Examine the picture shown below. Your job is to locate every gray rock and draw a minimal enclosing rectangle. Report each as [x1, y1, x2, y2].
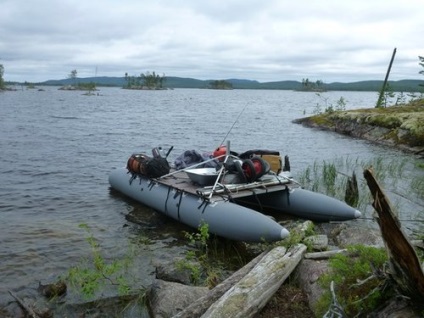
[303, 234, 328, 251]
[147, 279, 209, 318]
[155, 257, 201, 285]
[295, 259, 330, 310]
[335, 224, 384, 248]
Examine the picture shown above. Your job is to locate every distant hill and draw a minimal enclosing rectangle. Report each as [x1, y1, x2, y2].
[42, 76, 126, 87]
[38, 77, 423, 92]
[320, 80, 423, 92]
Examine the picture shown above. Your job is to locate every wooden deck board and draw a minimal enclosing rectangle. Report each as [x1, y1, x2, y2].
[155, 170, 297, 201]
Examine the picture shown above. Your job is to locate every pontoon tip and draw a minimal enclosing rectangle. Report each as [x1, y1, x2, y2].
[281, 228, 290, 239]
[354, 210, 362, 218]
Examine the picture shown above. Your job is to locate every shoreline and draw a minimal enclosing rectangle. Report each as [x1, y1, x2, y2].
[292, 99, 424, 157]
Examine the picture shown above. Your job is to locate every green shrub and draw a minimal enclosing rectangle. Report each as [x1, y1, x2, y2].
[182, 221, 251, 287]
[316, 245, 392, 317]
[67, 224, 140, 299]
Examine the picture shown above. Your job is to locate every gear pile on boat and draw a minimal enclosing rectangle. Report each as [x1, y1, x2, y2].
[109, 142, 361, 242]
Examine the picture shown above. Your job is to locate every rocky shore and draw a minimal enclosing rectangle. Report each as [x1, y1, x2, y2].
[3, 218, 422, 318]
[147, 221, 384, 317]
[146, 220, 423, 318]
[292, 98, 424, 157]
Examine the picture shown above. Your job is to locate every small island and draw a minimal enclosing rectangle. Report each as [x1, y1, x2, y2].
[208, 80, 233, 90]
[296, 78, 326, 92]
[58, 69, 97, 94]
[123, 71, 167, 90]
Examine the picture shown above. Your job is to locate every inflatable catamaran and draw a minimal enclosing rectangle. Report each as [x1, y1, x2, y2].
[109, 142, 361, 242]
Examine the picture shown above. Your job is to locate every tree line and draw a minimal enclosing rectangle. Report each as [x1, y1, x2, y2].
[124, 71, 166, 90]
[1, 56, 424, 91]
[209, 80, 233, 89]
[299, 78, 325, 91]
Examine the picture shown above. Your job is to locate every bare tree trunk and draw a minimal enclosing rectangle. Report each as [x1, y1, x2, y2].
[363, 168, 424, 301]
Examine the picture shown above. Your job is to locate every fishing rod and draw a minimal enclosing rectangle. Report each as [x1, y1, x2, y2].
[217, 103, 249, 148]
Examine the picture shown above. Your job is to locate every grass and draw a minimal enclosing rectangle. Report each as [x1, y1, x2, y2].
[315, 245, 392, 317]
[66, 224, 144, 300]
[180, 222, 253, 287]
[295, 155, 424, 221]
[295, 154, 424, 315]
[278, 221, 316, 252]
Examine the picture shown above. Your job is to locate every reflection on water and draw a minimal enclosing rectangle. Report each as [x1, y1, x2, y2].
[0, 87, 422, 300]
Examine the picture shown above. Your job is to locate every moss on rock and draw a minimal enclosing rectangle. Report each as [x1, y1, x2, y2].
[293, 99, 424, 153]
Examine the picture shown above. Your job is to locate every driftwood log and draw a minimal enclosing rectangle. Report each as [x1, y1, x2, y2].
[172, 250, 268, 318]
[201, 244, 307, 318]
[8, 290, 41, 318]
[304, 249, 347, 260]
[363, 168, 424, 301]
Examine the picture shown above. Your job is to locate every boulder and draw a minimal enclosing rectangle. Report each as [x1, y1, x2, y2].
[303, 234, 328, 251]
[295, 259, 330, 310]
[147, 279, 208, 318]
[155, 257, 201, 285]
[334, 224, 384, 248]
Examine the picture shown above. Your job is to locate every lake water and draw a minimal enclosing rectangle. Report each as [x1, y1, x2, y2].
[0, 87, 423, 304]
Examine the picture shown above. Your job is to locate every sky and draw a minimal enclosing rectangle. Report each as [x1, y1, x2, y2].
[1, 0, 423, 83]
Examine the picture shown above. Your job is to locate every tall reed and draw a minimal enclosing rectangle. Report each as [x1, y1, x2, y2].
[295, 156, 422, 223]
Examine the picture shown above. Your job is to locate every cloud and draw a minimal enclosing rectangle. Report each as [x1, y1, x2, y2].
[1, 0, 423, 83]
